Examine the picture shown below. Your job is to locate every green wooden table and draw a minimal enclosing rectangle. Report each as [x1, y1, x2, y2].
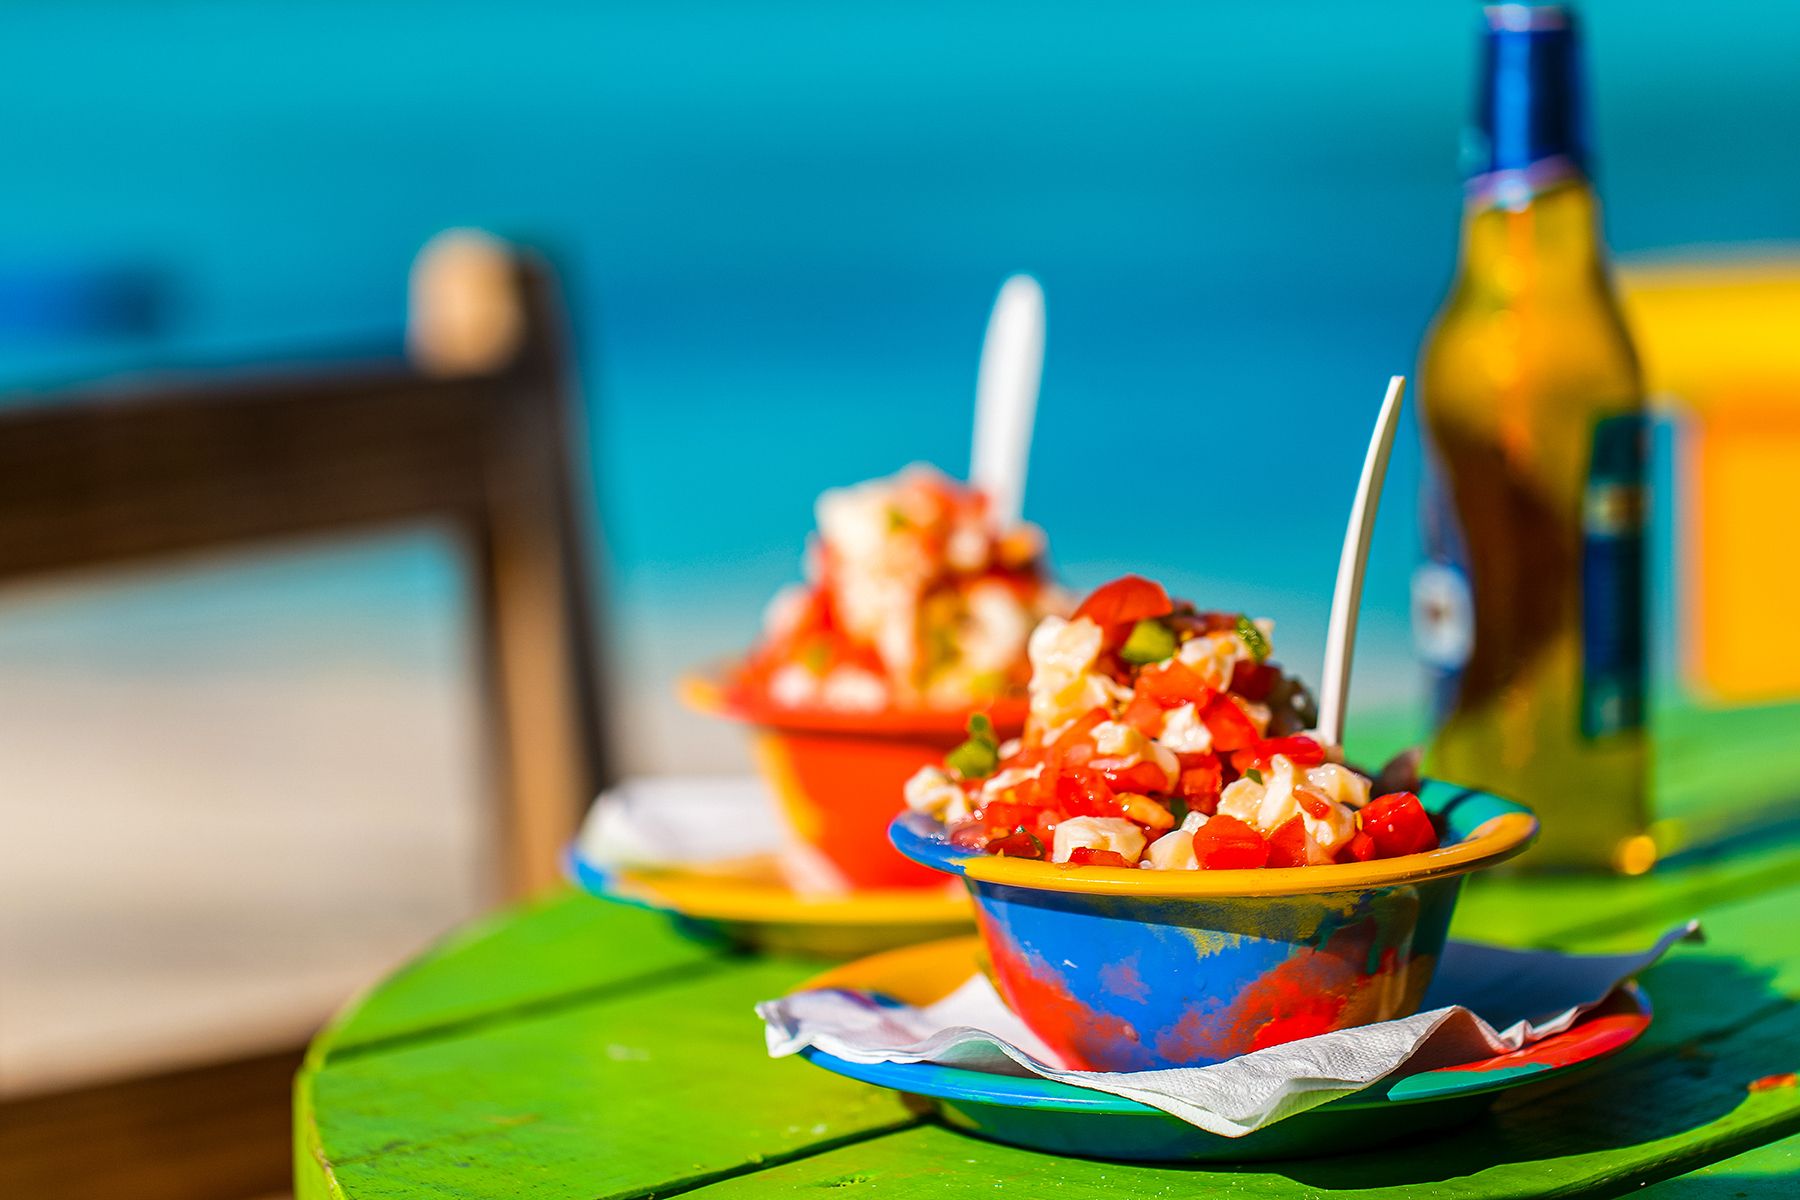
[296, 708, 1800, 1198]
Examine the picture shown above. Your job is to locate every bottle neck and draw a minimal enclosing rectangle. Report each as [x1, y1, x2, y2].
[1467, 7, 1589, 186]
[1456, 6, 1608, 293]
[1456, 177, 1609, 297]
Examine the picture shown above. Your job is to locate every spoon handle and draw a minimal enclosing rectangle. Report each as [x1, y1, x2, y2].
[1316, 375, 1407, 749]
[971, 274, 1045, 529]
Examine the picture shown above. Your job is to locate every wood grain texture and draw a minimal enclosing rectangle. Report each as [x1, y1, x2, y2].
[0, 249, 608, 899]
[308, 957, 912, 1200]
[296, 797, 1800, 1197]
[318, 891, 723, 1061]
[1638, 1130, 1799, 1196]
[2, 1046, 303, 1200]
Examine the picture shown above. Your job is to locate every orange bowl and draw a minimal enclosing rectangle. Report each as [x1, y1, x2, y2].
[684, 672, 1025, 890]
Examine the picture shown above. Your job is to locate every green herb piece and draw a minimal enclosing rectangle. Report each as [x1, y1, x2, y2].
[1245, 767, 1265, 785]
[1168, 795, 1191, 826]
[1234, 615, 1271, 662]
[945, 712, 1000, 780]
[1120, 618, 1178, 664]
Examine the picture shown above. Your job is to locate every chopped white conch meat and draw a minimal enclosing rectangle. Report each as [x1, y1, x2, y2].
[1216, 754, 1358, 851]
[768, 663, 820, 708]
[1052, 816, 1147, 865]
[980, 763, 1043, 802]
[1140, 810, 1211, 870]
[820, 666, 889, 712]
[904, 766, 965, 818]
[1027, 615, 1120, 739]
[1304, 761, 1372, 810]
[1155, 702, 1213, 753]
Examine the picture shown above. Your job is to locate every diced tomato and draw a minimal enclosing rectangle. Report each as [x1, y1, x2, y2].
[1229, 735, 1327, 775]
[1073, 575, 1172, 631]
[1229, 659, 1277, 701]
[948, 820, 991, 850]
[1295, 789, 1334, 821]
[1066, 846, 1131, 868]
[1338, 831, 1378, 863]
[988, 830, 1046, 859]
[1098, 759, 1170, 795]
[1136, 661, 1212, 708]
[1361, 792, 1439, 858]
[1121, 689, 1169, 737]
[1053, 769, 1120, 819]
[1191, 814, 1269, 870]
[1043, 710, 1108, 776]
[978, 801, 1031, 834]
[1200, 694, 1261, 751]
[1175, 755, 1223, 804]
[1266, 816, 1311, 869]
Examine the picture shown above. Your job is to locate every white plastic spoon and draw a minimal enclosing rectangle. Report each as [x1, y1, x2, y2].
[1315, 374, 1407, 750]
[970, 274, 1045, 528]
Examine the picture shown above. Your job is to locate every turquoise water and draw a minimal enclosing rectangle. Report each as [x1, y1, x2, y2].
[1, 1, 1794, 751]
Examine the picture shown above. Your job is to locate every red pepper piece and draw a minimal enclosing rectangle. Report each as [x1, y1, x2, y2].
[1200, 694, 1261, 752]
[1191, 814, 1269, 869]
[1135, 660, 1212, 708]
[1230, 735, 1327, 775]
[978, 801, 1031, 834]
[1295, 790, 1334, 821]
[988, 830, 1046, 859]
[948, 820, 991, 850]
[1053, 769, 1120, 819]
[1066, 846, 1132, 868]
[1073, 575, 1172, 631]
[1338, 831, 1378, 863]
[1120, 689, 1169, 737]
[1265, 816, 1312, 868]
[1361, 792, 1439, 858]
[1229, 659, 1277, 701]
[1175, 753, 1222, 806]
[1098, 759, 1170, 795]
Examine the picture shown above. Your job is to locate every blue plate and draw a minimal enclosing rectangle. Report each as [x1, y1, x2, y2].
[789, 936, 1651, 1162]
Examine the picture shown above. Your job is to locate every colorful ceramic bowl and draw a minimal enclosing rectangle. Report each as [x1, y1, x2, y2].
[791, 935, 1648, 1162]
[684, 672, 1025, 890]
[888, 779, 1537, 1070]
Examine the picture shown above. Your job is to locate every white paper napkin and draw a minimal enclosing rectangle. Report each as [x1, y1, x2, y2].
[758, 922, 1698, 1137]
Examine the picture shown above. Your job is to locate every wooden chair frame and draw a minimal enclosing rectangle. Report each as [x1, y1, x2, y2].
[0, 252, 609, 896]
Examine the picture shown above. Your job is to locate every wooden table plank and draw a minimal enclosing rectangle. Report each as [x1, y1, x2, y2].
[1638, 1129, 1799, 1195]
[684, 974, 1800, 1199]
[673, 877, 1800, 1199]
[1452, 835, 1800, 951]
[296, 723, 1800, 1200]
[302, 955, 910, 1200]
[316, 890, 722, 1061]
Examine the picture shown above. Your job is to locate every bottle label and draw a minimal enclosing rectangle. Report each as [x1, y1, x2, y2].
[1580, 414, 1648, 737]
[1414, 456, 1473, 722]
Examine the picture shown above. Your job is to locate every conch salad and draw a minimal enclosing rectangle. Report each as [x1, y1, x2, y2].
[905, 575, 1440, 869]
[732, 466, 1064, 712]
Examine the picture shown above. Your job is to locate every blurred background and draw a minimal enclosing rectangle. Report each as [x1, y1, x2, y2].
[1, 1, 1795, 1197]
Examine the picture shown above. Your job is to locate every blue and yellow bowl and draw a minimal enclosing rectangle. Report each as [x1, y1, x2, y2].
[888, 780, 1537, 1072]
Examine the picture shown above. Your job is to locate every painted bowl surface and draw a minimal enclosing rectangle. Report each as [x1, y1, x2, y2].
[685, 671, 1025, 890]
[889, 779, 1537, 1071]
[791, 935, 1647, 1162]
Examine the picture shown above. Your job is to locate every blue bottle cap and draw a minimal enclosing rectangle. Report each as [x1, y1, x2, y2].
[1466, 4, 1588, 193]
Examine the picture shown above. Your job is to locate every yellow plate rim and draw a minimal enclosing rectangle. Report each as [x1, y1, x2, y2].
[605, 862, 970, 926]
